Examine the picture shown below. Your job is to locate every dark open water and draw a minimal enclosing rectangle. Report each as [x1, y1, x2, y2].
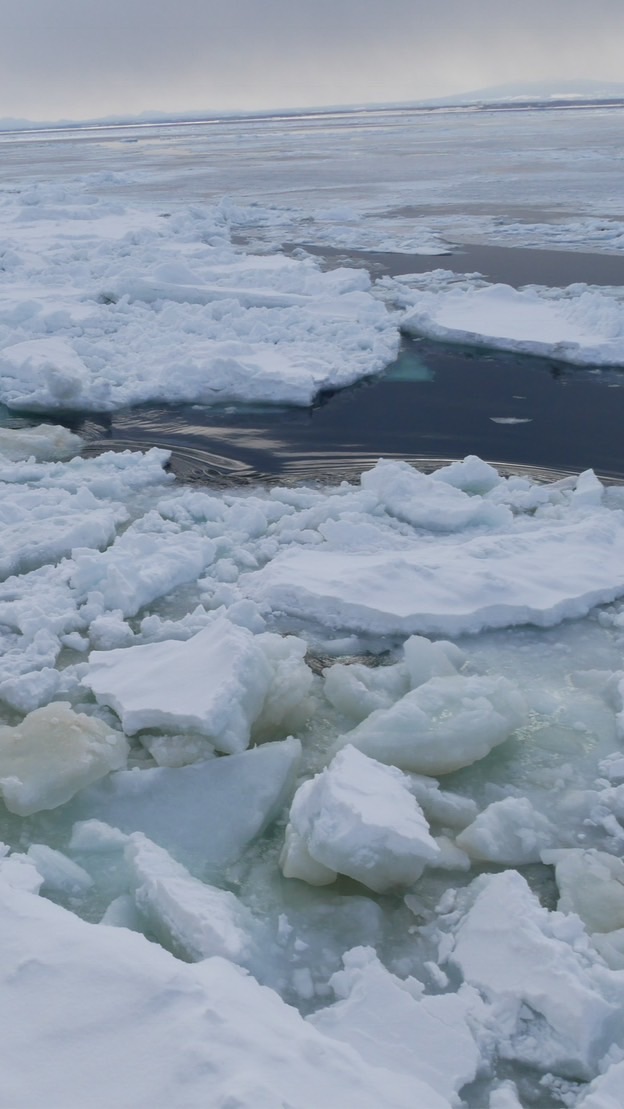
[68, 242, 624, 483]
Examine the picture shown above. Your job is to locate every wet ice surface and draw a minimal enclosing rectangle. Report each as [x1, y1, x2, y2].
[2, 106, 624, 1107]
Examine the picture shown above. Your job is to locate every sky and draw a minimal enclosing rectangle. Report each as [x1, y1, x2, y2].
[2, 0, 624, 122]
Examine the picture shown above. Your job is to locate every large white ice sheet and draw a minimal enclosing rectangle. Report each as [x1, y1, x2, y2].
[397, 277, 624, 367]
[242, 510, 624, 636]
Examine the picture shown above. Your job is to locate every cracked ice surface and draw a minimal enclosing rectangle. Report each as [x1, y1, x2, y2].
[0, 180, 399, 411]
[1, 429, 624, 1104]
[2, 106, 624, 1106]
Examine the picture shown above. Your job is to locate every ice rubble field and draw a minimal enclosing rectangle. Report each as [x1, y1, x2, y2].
[2, 108, 624, 1108]
[3, 428, 624, 1107]
[2, 159, 624, 417]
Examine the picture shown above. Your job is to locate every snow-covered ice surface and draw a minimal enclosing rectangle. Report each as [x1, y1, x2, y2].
[3, 437, 624, 1106]
[2, 105, 624, 1106]
[389, 273, 624, 367]
[1, 105, 624, 415]
[0, 183, 399, 411]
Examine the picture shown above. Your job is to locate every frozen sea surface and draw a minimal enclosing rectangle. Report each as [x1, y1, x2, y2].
[1, 105, 624, 1107]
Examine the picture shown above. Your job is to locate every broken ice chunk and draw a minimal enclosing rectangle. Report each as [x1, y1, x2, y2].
[280, 824, 338, 886]
[402, 634, 464, 687]
[69, 737, 301, 873]
[251, 632, 313, 741]
[309, 946, 483, 1103]
[456, 796, 556, 864]
[543, 848, 624, 935]
[0, 844, 43, 893]
[83, 614, 310, 754]
[26, 844, 93, 896]
[83, 615, 271, 752]
[281, 745, 440, 893]
[0, 423, 83, 462]
[488, 1082, 523, 1109]
[140, 732, 218, 768]
[0, 702, 128, 816]
[360, 458, 511, 531]
[333, 674, 526, 774]
[576, 1059, 624, 1109]
[445, 870, 624, 1080]
[125, 833, 261, 965]
[323, 635, 464, 725]
[71, 524, 216, 620]
[323, 657, 410, 723]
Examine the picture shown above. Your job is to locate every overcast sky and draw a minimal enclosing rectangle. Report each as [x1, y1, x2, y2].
[2, 0, 623, 122]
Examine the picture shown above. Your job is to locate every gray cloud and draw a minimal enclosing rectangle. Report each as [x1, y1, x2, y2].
[1, 0, 623, 121]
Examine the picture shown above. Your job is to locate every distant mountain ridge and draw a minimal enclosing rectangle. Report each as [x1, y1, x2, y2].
[425, 78, 624, 105]
[2, 80, 624, 133]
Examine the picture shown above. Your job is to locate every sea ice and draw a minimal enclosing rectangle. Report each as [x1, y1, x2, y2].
[309, 946, 483, 1102]
[26, 843, 93, 896]
[323, 656, 411, 723]
[0, 702, 128, 816]
[71, 516, 217, 619]
[139, 731, 219, 768]
[489, 1083, 524, 1109]
[83, 613, 310, 752]
[69, 737, 302, 873]
[0, 485, 123, 582]
[543, 848, 624, 935]
[444, 870, 624, 1080]
[456, 796, 557, 864]
[398, 277, 624, 367]
[125, 833, 261, 965]
[360, 458, 512, 531]
[242, 508, 624, 636]
[0, 183, 401, 411]
[4, 113, 624, 1104]
[333, 674, 526, 775]
[323, 635, 464, 725]
[0, 423, 83, 462]
[281, 745, 440, 892]
[0, 844, 43, 894]
[0, 875, 433, 1109]
[577, 1058, 624, 1109]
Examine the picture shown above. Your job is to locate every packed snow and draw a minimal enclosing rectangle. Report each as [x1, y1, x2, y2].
[2, 106, 624, 1107]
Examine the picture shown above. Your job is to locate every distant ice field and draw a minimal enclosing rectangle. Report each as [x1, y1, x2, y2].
[1, 105, 624, 1107]
[0, 102, 623, 476]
